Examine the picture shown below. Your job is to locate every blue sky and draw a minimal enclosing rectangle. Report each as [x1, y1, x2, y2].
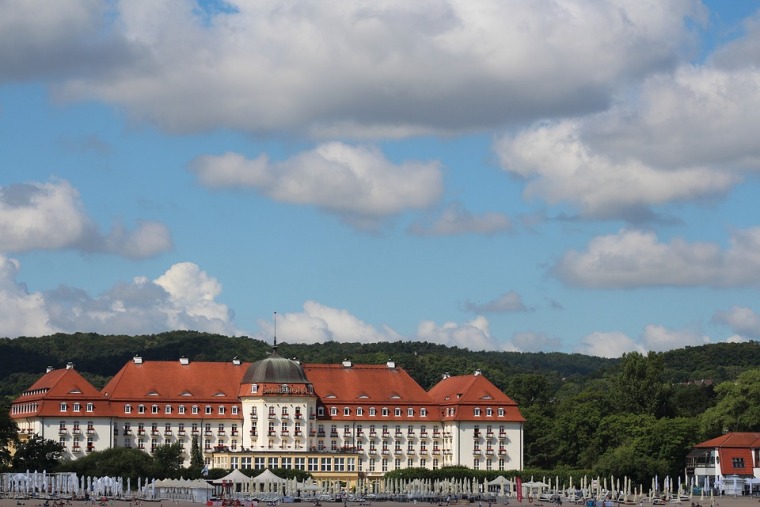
[2, 0, 760, 357]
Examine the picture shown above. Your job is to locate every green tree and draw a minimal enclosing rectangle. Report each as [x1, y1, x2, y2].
[153, 442, 184, 478]
[191, 434, 204, 468]
[59, 447, 156, 485]
[0, 401, 18, 471]
[613, 351, 666, 416]
[700, 368, 760, 436]
[11, 435, 64, 472]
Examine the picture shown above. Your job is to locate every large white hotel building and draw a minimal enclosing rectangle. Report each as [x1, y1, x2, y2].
[10, 347, 525, 483]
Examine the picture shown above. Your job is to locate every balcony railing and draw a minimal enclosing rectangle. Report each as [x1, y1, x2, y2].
[72, 445, 81, 453]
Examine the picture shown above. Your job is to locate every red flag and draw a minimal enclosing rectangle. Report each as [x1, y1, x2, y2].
[516, 477, 523, 503]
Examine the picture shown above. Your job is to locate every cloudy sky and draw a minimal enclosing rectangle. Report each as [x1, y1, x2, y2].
[2, 0, 760, 358]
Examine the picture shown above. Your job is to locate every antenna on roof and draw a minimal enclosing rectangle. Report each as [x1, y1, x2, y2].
[273, 311, 278, 350]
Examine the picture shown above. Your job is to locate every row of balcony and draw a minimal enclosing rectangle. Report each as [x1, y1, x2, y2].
[251, 413, 310, 420]
[59, 428, 96, 435]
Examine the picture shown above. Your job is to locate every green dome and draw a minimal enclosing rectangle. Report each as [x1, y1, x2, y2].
[241, 349, 309, 384]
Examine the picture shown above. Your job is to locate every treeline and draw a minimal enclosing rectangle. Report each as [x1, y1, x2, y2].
[3, 332, 760, 483]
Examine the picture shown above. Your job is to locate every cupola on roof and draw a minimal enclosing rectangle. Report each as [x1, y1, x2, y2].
[241, 348, 309, 384]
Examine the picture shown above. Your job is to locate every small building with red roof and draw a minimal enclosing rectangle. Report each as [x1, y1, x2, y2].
[11, 351, 524, 483]
[688, 432, 760, 494]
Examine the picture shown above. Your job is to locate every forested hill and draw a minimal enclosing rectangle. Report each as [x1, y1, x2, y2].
[1, 331, 759, 401]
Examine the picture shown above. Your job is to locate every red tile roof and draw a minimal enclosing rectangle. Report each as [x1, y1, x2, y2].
[428, 374, 525, 422]
[12, 367, 110, 418]
[718, 448, 754, 476]
[101, 360, 249, 419]
[303, 364, 432, 404]
[696, 432, 760, 449]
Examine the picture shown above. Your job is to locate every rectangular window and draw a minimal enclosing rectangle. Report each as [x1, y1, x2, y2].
[486, 408, 493, 417]
[330, 407, 337, 416]
[138, 405, 145, 414]
[420, 408, 427, 417]
[369, 407, 376, 416]
[732, 457, 745, 469]
[86, 403, 94, 412]
[408, 408, 414, 416]
[231, 406, 238, 415]
[73, 403, 81, 412]
[295, 457, 306, 470]
[498, 408, 505, 417]
[192, 405, 199, 414]
[334, 457, 345, 471]
[151, 405, 159, 414]
[179, 405, 185, 414]
[282, 457, 292, 469]
[394, 408, 401, 416]
[60, 403, 67, 412]
[357, 408, 363, 416]
[344, 407, 350, 416]
[255, 457, 266, 469]
[241, 457, 252, 469]
[268, 457, 278, 468]
[231, 457, 239, 469]
[347, 458, 355, 472]
[382, 408, 389, 416]
[308, 458, 319, 471]
[205, 406, 212, 415]
[219, 406, 226, 415]
[124, 404, 132, 414]
[381, 459, 388, 472]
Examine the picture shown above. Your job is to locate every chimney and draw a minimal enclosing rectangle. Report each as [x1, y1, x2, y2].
[133, 355, 143, 364]
[474, 369, 482, 376]
[442, 372, 450, 380]
[179, 357, 190, 365]
[46, 366, 54, 373]
[232, 357, 241, 365]
[342, 359, 352, 368]
[386, 359, 395, 369]
[66, 362, 74, 370]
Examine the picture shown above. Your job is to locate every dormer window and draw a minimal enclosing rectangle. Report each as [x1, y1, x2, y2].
[60, 403, 67, 412]
[281, 384, 289, 394]
[165, 405, 172, 414]
[192, 405, 199, 414]
[231, 406, 238, 415]
[382, 408, 389, 417]
[486, 408, 493, 417]
[219, 406, 226, 415]
[179, 405, 185, 414]
[252, 384, 258, 394]
[394, 408, 401, 417]
[344, 407, 350, 416]
[124, 404, 132, 414]
[318, 407, 325, 417]
[151, 405, 159, 414]
[498, 408, 505, 417]
[138, 405, 145, 414]
[330, 407, 337, 416]
[407, 408, 414, 417]
[86, 403, 94, 412]
[73, 403, 81, 412]
[420, 408, 427, 417]
[205, 405, 212, 415]
[357, 408, 364, 416]
[369, 407, 376, 416]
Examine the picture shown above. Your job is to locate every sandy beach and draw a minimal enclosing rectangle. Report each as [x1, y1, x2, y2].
[3, 497, 760, 507]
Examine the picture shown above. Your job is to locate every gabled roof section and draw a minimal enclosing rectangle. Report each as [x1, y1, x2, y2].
[302, 364, 433, 404]
[21, 367, 103, 400]
[428, 373, 525, 422]
[718, 448, 754, 476]
[695, 432, 760, 449]
[102, 360, 249, 402]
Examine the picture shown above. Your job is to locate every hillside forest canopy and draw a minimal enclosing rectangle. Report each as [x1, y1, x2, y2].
[2, 332, 760, 485]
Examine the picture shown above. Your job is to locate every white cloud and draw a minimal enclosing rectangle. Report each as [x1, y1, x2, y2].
[0, 255, 58, 338]
[552, 228, 760, 288]
[576, 331, 645, 358]
[712, 306, 760, 338]
[190, 143, 443, 229]
[408, 202, 511, 236]
[494, 121, 737, 220]
[0, 179, 172, 258]
[641, 324, 708, 351]
[464, 291, 530, 313]
[0, 0, 133, 83]
[44, 262, 240, 336]
[509, 331, 561, 353]
[416, 315, 498, 351]
[256, 301, 403, 345]
[31, 1, 702, 137]
[0, 260, 239, 338]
